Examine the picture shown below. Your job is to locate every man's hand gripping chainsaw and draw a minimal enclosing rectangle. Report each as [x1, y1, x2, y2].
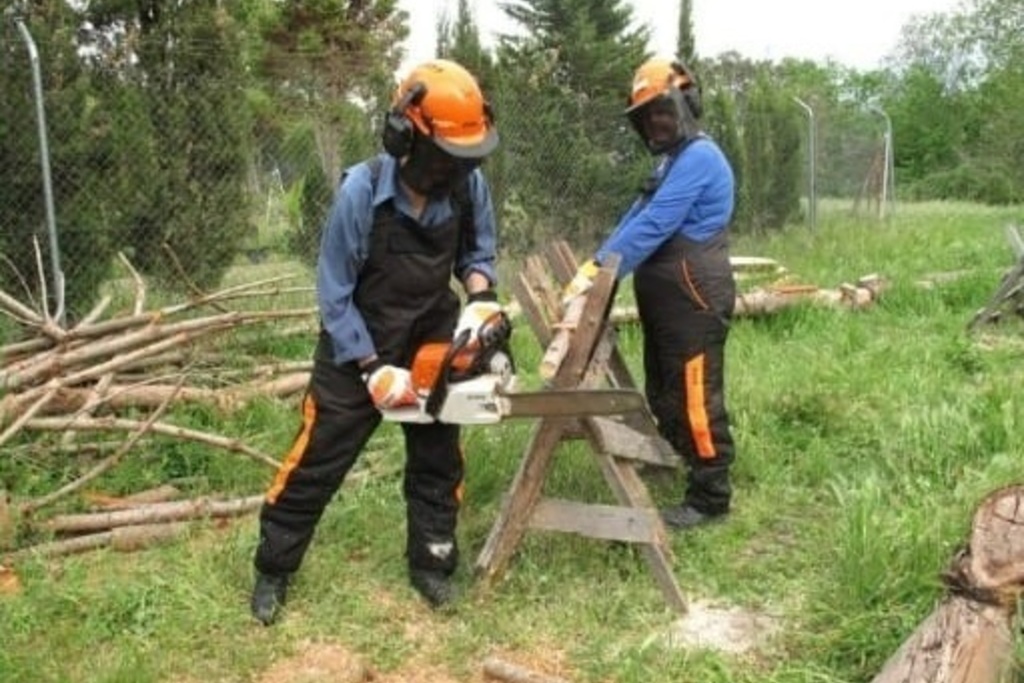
[380, 311, 516, 424]
[380, 310, 647, 424]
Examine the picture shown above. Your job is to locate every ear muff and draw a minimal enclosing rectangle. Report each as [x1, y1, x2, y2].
[382, 82, 428, 158]
[671, 61, 703, 119]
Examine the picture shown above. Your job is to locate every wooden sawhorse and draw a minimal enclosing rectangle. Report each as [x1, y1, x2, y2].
[968, 223, 1024, 331]
[475, 241, 687, 614]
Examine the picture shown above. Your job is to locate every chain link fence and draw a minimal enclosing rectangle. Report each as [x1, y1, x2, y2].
[2, 25, 888, 324]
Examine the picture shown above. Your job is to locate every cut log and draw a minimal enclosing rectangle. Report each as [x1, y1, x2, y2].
[870, 484, 1024, 683]
[736, 277, 886, 316]
[605, 276, 888, 324]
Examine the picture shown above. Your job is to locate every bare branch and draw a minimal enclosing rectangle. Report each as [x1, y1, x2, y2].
[0, 253, 37, 310]
[32, 237, 51, 324]
[23, 416, 281, 469]
[0, 382, 61, 450]
[116, 252, 146, 316]
[162, 242, 229, 313]
[74, 295, 112, 329]
[45, 495, 264, 533]
[0, 288, 45, 327]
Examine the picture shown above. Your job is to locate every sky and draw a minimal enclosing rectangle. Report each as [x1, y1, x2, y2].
[395, 0, 964, 75]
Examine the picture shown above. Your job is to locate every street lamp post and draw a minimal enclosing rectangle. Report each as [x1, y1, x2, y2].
[793, 96, 816, 231]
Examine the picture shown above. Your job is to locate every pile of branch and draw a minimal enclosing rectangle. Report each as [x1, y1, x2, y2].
[0, 250, 317, 551]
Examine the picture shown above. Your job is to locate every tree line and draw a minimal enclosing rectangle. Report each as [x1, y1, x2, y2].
[1, 0, 1019, 317]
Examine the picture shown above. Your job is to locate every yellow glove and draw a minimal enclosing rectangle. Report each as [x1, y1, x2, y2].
[364, 364, 418, 410]
[454, 291, 503, 346]
[561, 259, 601, 305]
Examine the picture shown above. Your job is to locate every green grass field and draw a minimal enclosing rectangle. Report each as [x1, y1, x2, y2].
[2, 200, 1024, 682]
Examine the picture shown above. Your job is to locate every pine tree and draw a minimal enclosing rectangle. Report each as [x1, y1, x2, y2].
[740, 70, 802, 232]
[495, 0, 650, 249]
[676, 0, 697, 66]
[438, 0, 494, 85]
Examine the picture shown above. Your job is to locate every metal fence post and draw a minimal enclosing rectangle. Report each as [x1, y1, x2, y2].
[793, 96, 816, 231]
[15, 17, 65, 326]
[869, 104, 895, 220]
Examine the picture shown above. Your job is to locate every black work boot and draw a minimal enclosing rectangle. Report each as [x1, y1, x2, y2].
[660, 504, 727, 531]
[410, 570, 455, 609]
[250, 571, 289, 626]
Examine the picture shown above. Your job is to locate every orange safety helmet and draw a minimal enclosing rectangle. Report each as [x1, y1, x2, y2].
[626, 58, 700, 119]
[624, 57, 703, 153]
[383, 59, 498, 160]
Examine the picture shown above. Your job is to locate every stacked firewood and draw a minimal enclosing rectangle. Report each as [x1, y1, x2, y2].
[0, 253, 318, 559]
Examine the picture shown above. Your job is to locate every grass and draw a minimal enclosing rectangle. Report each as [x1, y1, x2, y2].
[3, 200, 1024, 682]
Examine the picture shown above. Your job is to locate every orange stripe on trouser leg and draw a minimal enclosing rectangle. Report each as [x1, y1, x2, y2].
[265, 393, 317, 504]
[454, 445, 465, 504]
[684, 354, 716, 459]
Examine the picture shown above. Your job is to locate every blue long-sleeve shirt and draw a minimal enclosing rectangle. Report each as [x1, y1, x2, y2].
[595, 137, 735, 277]
[316, 154, 498, 364]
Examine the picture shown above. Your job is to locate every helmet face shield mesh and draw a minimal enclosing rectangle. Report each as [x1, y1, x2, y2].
[401, 134, 481, 199]
[627, 92, 690, 153]
[624, 58, 703, 153]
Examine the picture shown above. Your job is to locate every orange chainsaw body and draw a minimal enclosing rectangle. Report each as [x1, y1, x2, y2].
[410, 342, 475, 394]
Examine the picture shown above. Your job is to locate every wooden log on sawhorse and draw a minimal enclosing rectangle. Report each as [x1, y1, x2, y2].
[475, 243, 686, 614]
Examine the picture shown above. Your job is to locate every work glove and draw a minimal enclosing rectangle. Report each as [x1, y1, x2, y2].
[454, 290, 503, 347]
[561, 259, 601, 305]
[364, 364, 418, 410]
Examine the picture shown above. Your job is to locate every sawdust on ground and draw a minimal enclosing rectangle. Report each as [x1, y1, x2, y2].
[657, 599, 781, 654]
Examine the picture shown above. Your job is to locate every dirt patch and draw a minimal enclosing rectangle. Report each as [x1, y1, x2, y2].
[375, 664, 465, 683]
[251, 640, 573, 683]
[257, 641, 370, 683]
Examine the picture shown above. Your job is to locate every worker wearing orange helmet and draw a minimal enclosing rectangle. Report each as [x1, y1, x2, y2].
[250, 59, 502, 624]
[565, 57, 737, 530]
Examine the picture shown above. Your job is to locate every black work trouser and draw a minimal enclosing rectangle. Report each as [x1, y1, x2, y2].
[635, 266, 735, 515]
[254, 354, 463, 578]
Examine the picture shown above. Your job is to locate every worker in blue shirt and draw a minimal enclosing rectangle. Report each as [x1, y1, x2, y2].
[251, 59, 502, 624]
[316, 153, 498, 365]
[564, 58, 737, 530]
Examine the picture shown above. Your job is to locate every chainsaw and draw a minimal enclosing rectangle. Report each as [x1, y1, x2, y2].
[380, 311, 646, 424]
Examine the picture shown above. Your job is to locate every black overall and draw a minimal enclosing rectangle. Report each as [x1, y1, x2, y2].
[632, 146, 737, 515]
[255, 199, 464, 579]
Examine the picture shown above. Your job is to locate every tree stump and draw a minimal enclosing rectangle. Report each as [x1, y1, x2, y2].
[870, 485, 1024, 683]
